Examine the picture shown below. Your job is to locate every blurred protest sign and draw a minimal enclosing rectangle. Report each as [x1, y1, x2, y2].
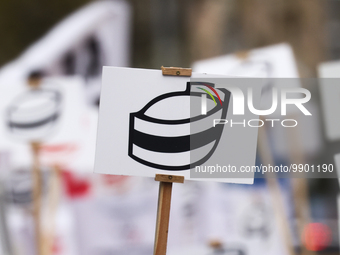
[192, 43, 298, 77]
[318, 61, 340, 141]
[334, 153, 340, 247]
[0, 76, 97, 172]
[164, 182, 290, 255]
[73, 177, 158, 255]
[206, 183, 290, 255]
[94, 67, 266, 184]
[192, 43, 300, 109]
[334, 153, 340, 187]
[0, 0, 131, 106]
[192, 44, 312, 255]
[0, 151, 12, 255]
[193, 43, 321, 158]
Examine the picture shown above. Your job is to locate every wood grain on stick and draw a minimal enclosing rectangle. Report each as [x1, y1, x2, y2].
[153, 181, 173, 255]
[258, 121, 296, 255]
[161, 66, 192, 77]
[155, 174, 184, 183]
[43, 165, 62, 255]
[31, 142, 43, 255]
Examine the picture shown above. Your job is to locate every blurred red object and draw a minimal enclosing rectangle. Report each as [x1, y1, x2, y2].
[61, 170, 91, 198]
[102, 174, 129, 186]
[303, 223, 332, 251]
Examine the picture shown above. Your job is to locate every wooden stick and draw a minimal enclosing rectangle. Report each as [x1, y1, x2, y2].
[257, 124, 296, 255]
[154, 181, 172, 255]
[43, 165, 62, 255]
[154, 174, 184, 255]
[31, 142, 43, 255]
[161, 66, 192, 77]
[153, 67, 187, 255]
[286, 115, 315, 255]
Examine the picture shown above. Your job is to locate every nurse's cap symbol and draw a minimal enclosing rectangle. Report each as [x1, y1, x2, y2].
[128, 82, 231, 171]
[7, 88, 62, 140]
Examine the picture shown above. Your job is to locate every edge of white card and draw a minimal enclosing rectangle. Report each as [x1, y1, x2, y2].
[318, 60, 340, 141]
[192, 43, 299, 78]
[94, 66, 254, 185]
[333, 153, 340, 188]
[318, 60, 340, 78]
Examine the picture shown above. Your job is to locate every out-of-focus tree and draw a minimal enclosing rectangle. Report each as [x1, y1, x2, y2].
[0, 0, 92, 67]
[179, 0, 327, 77]
[0, 0, 331, 75]
[237, 0, 327, 77]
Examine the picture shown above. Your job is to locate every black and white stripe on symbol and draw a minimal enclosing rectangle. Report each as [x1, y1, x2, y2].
[128, 82, 230, 171]
[7, 88, 62, 140]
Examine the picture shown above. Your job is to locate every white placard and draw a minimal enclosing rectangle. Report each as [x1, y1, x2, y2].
[334, 153, 340, 187]
[167, 182, 289, 255]
[192, 43, 299, 76]
[0, 76, 97, 172]
[0, 152, 11, 255]
[338, 194, 340, 248]
[73, 177, 157, 255]
[94, 67, 264, 184]
[193, 43, 324, 159]
[318, 60, 340, 141]
[192, 43, 300, 108]
[0, 1, 130, 106]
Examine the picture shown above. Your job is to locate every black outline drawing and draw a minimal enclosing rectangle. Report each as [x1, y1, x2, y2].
[128, 82, 230, 171]
[6, 88, 62, 137]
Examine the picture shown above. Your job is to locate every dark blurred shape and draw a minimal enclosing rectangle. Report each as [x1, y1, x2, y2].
[28, 70, 45, 81]
[85, 37, 101, 78]
[27, 70, 46, 88]
[62, 52, 76, 75]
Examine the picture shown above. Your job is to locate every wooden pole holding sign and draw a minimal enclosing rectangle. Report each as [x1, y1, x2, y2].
[30, 142, 43, 255]
[161, 66, 192, 77]
[153, 67, 189, 255]
[154, 174, 184, 255]
[257, 121, 296, 255]
[43, 164, 62, 255]
[28, 74, 44, 255]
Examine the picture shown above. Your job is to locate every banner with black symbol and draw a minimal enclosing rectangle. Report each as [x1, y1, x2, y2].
[94, 67, 265, 184]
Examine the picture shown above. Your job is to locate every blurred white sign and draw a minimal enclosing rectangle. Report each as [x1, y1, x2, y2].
[0, 76, 97, 172]
[73, 177, 158, 255]
[192, 43, 300, 109]
[167, 182, 289, 255]
[0, 0, 131, 106]
[0, 152, 12, 255]
[333, 153, 340, 187]
[193, 43, 323, 159]
[318, 61, 340, 141]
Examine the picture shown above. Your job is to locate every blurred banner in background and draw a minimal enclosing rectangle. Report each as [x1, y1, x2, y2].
[0, 0, 340, 255]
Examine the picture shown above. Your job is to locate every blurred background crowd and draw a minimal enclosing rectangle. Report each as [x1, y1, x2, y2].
[0, 0, 340, 255]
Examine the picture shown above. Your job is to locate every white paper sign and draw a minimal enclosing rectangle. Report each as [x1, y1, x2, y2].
[338, 194, 340, 248]
[333, 153, 340, 187]
[0, 76, 97, 172]
[318, 61, 340, 141]
[166, 182, 289, 255]
[0, 1, 130, 107]
[0, 152, 12, 255]
[73, 177, 158, 255]
[193, 44, 324, 159]
[192, 43, 300, 110]
[94, 67, 264, 184]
